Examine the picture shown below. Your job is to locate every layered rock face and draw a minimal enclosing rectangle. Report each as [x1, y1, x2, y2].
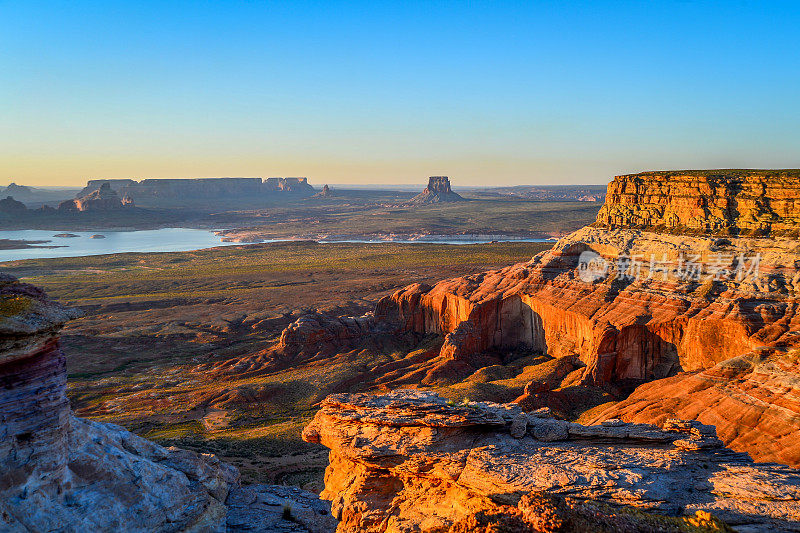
[303, 390, 800, 532]
[589, 348, 800, 467]
[277, 312, 376, 359]
[0, 274, 336, 532]
[595, 169, 800, 235]
[377, 226, 800, 388]
[410, 176, 464, 204]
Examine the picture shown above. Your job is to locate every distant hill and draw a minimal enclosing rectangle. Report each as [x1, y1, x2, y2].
[480, 184, 606, 202]
[0, 183, 82, 206]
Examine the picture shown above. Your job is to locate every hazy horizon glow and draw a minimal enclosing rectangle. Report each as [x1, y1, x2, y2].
[2, 1, 799, 187]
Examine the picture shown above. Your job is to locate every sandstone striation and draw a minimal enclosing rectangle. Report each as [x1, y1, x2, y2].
[377, 225, 800, 389]
[0, 274, 336, 532]
[588, 346, 800, 467]
[303, 390, 800, 532]
[595, 169, 800, 236]
[277, 311, 376, 359]
[410, 176, 464, 204]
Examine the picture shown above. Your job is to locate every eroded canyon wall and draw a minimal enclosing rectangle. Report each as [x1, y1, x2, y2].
[376, 226, 797, 388]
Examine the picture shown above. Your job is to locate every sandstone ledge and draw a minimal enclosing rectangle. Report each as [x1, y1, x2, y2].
[303, 390, 800, 533]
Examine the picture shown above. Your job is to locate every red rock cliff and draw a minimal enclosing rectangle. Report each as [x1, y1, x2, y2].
[595, 169, 800, 236]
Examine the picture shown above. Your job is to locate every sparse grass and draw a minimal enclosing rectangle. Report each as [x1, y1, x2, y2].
[218, 197, 601, 240]
[0, 295, 32, 317]
[2, 241, 551, 304]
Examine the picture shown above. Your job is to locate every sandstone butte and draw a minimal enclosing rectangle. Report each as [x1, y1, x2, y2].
[0, 274, 336, 533]
[409, 176, 464, 204]
[57, 182, 134, 212]
[595, 169, 800, 236]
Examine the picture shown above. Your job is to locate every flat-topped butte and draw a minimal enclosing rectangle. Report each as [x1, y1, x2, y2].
[595, 169, 800, 236]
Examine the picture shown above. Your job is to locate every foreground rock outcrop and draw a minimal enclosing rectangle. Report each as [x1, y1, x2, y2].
[595, 169, 800, 236]
[0, 274, 335, 532]
[303, 390, 800, 532]
[588, 347, 800, 467]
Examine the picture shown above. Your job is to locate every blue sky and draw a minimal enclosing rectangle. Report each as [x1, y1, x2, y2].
[1, 1, 799, 186]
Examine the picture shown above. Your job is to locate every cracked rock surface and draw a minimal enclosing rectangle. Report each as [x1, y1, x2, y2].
[303, 390, 800, 533]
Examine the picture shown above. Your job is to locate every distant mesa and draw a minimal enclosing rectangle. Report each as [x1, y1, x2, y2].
[58, 182, 134, 212]
[77, 176, 316, 203]
[410, 176, 464, 204]
[0, 196, 28, 213]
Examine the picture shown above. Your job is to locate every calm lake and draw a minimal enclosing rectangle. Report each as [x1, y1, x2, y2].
[0, 228, 554, 262]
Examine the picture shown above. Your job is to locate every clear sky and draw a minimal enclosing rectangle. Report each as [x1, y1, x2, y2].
[2, 1, 799, 187]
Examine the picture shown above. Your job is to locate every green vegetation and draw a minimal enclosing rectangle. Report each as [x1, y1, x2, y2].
[0, 295, 32, 317]
[3, 241, 551, 304]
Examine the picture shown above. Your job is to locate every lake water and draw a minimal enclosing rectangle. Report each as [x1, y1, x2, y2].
[0, 228, 554, 262]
